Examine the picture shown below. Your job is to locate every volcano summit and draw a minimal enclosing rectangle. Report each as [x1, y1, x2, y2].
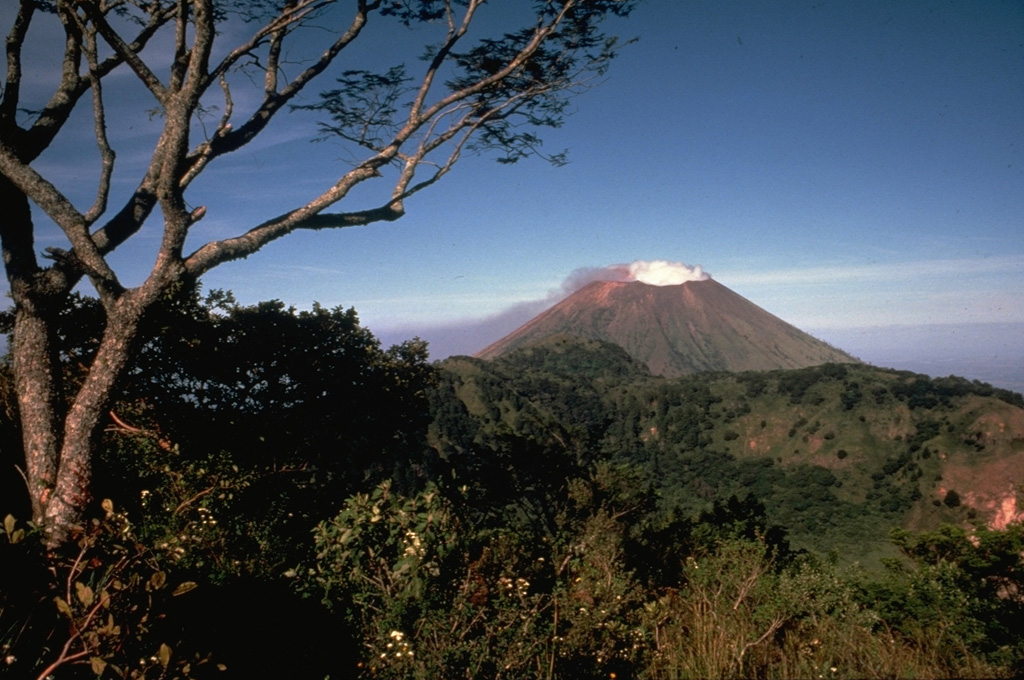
[475, 278, 857, 378]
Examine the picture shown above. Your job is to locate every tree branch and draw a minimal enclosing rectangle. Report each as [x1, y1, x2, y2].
[79, 0, 169, 103]
[204, 0, 599, 275]
[0, 0, 35, 124]
[148, 0, 217, 270]
[84, 174, 159, 258]
[48, 0, 176, 279]
[407, 0, 481, 121]
[181, 1, 371, 185]
[168, 0, 190, 93]
[3, 0, 636, 546]
[69, 13, 116, 226]
[183, 163, 399, 277]
[18, 1, 176, 161]
[106, 409, 174, 452]
[263, 0, 297, 97]
[0, 138, 123, 304]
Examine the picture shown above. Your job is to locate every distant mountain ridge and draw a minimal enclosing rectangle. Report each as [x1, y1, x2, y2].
[476, 279, 857, 377]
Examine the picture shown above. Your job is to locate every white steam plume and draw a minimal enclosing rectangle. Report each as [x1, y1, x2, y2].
[563, 260, 711, 292]
[606, 260, 711, 286]
[624, 260, 710, 285]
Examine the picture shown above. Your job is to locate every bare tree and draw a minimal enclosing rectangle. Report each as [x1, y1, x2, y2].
[0, 0, 635, 546]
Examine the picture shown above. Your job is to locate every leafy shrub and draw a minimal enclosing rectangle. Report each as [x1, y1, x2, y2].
[0, 509, 216, 679]
[298, 470, 650, 680]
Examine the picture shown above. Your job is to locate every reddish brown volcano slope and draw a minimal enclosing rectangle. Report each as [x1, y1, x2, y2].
[475, 279, 857, 377]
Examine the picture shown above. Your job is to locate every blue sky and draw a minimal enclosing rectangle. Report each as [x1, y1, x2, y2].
[5, 1, 1023, 388]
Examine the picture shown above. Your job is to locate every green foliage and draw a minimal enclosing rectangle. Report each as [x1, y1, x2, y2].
[291, 464, 1021, 679]
[432, 352, 1024, 565]
[887, 371, 1024, 409]
[110, 444, 261, 583]
[886, 523, 1024, 668]
[861, 524, 1024, 675]
[2, 287, 441, 678]
[645, 535, 802, 678]
[297, 467, 650, 680]
[3, 288, 438, 533]
[303, 480, 456, 615]
[84, 288, 438, 579]
[494, 335, 651, 381]
[4, 287, 1024, 677]
[0, 509, 219, 679]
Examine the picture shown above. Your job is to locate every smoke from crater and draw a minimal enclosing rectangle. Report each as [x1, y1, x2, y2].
[564, 259, 711, 291]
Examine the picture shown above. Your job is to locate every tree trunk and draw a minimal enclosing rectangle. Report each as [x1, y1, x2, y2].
[1, 175, 66, 527]
[11, 300, 64, 526]
[43, 293, 149, 547]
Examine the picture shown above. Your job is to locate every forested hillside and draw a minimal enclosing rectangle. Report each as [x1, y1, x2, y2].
[434, 336, 1024, 565]
[2, 297, 1023, 678]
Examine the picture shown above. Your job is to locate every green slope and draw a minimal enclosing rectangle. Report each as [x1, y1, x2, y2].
[432, 339, 1024, 567]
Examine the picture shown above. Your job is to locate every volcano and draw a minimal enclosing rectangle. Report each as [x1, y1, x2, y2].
[475, 279, 858, 377]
